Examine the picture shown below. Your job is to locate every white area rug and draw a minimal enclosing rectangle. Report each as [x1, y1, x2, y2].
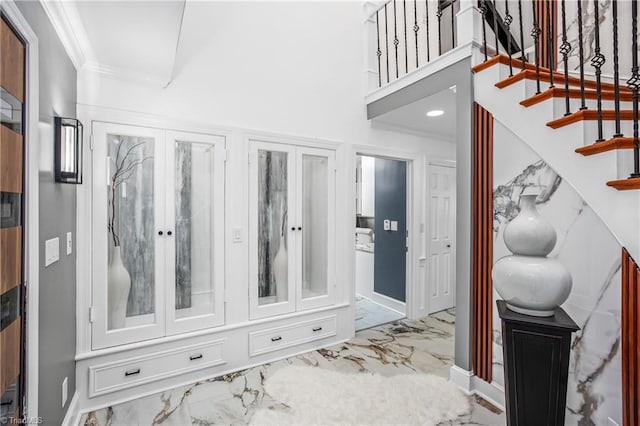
[249, 366, 470, 425]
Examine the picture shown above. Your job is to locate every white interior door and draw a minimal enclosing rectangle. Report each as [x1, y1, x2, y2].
[428, 163, 456, 314]
[249, 140, 297, 319]
[91, 122, 166, 349]
[165, 131, 226, 335]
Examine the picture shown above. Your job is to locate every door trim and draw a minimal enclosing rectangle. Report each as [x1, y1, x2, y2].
[350, 145, 423, 320]
[1, 1, 40, 419]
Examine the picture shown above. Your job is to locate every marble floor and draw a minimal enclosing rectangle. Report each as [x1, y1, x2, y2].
[355, 295, 405, 331]
[82, 312, 505, 426]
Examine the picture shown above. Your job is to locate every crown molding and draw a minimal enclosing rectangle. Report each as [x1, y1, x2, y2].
[39, 0, 90, 70]
[83, 61, 170, 87]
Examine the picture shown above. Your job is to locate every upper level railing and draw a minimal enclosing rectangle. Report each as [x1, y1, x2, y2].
[366, 0, 461, 89]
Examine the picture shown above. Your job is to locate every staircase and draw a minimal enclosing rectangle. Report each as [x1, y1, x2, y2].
[472, 54, 640, 260]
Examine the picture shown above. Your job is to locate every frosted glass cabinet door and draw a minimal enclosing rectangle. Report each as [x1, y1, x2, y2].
[92, 122, 166, 349]
[249, 141, 297, 319]
[165, 131, 225, 335]
[297, 148, 336, 310]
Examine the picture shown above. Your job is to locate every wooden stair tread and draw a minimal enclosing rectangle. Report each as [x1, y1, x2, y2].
[495, 69, 633, 93]
[607, 177, 640, 190]
[576, 137, 637, 156]
[472, 54, 537, 74]
[547, 109, 637, 129]
[520, 87, 635, 107]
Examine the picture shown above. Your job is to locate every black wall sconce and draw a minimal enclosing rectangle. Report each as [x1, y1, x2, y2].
[54, 116, 83, 184]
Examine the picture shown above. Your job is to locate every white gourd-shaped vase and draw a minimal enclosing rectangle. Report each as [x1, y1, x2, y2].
[492, 193, 572, 317]
[108, 245, 131, 329]
[273, 234, 288, 303]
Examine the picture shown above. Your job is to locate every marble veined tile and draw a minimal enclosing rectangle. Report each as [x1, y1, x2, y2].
[83, 315, 504, 426]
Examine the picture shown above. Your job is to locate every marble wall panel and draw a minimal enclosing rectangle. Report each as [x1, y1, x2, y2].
[492, 121, 622, 424]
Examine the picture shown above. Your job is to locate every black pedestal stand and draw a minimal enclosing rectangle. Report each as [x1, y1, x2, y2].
[497, 300, 579, 426]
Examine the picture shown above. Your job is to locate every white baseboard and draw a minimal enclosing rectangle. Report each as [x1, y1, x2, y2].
[61, 391, 80, 426]
[370, 292, 406, 315]
[449, 366, 505, 412]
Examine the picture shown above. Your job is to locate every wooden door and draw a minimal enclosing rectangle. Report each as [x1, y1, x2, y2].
[1, 15, 25, 423]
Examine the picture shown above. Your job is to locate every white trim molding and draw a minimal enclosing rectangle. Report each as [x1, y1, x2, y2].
[449, 365, 505, 412]
[365, 41, 475, 105]
[0, 0, 41, 420]
[38, 0, 90, 71]
[61, 392, 80, 426]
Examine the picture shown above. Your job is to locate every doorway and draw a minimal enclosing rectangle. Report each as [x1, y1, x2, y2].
[354, 155, 407, 331]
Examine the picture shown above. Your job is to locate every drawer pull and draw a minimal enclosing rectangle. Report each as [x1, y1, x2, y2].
[124, 369, 141, 377]
[0, 400, 13, 406]
[189, 354, 203, 361]
[312, 326, 323, 332]
[271, 336, 283, 342]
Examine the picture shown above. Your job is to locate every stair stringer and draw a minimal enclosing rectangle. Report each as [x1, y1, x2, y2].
[474, 65, 640, 261]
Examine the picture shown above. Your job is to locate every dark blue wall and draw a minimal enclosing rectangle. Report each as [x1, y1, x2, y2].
[374, 158, 406, 302]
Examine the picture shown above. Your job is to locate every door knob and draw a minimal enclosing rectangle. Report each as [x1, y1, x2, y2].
[446, 244, 451, 248]
[167, 230, 173, 236]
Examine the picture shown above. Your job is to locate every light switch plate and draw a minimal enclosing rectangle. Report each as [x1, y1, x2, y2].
[391, 221, 398, 231]
[232, 227, 242, 243]
[383, 219, 391, 231]
[66, 232, 72, 255]
[45, 238, 60, 267]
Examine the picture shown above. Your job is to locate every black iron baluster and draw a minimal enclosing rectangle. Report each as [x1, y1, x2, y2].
[376, 10, 382, 87]
[518, 0, 525, 69]
[404, 0, 408, 74]
[437, 2, 443, 56]
[480, 0, 488, 61]
[385, 3, 390, 83]
[505, 0, 514, 76]
[492, 0, 499, 57]
[414, 0, 419, 68]
[560, 0, 571, 116]
[393, 0, 399, 79]
[546, 1, 555, 88]
[629, 0, 640, 177]
[577, 0, 587, 110]
[531, 0, 542, 94]
[425, 0, 431, 61]
[451, 0, 456, 49]
[612, 0, 623, 137]
[592, 0, 606, 142]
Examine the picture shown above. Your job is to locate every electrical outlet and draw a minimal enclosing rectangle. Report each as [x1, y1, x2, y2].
[391, 220, 398, 231]
[66, 232, 72, 255]
[383, 219, 391, 231]
[62, 377, 68, 407]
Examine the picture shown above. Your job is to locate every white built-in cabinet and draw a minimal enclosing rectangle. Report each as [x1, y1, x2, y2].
[79, 121, 347, 407]
[91, 122, 225, 349]
[248, 139, 336, 319]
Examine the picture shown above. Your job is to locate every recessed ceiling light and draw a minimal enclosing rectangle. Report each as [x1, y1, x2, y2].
[426, 110, 444, 117]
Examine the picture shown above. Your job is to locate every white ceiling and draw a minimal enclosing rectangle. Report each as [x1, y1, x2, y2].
[55, 1, 457, 140]
[373, 87, 457, 142]
[67, 0, 186, 83]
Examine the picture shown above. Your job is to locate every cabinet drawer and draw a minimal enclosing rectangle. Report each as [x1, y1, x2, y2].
[249, 315, 337, 357]
[89, 339, 225, 397]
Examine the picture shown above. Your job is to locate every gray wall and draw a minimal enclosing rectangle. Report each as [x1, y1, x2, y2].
[373, 158, 407, 302]
[368, 58, 474, 371]
[14, 2, 78, 425]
